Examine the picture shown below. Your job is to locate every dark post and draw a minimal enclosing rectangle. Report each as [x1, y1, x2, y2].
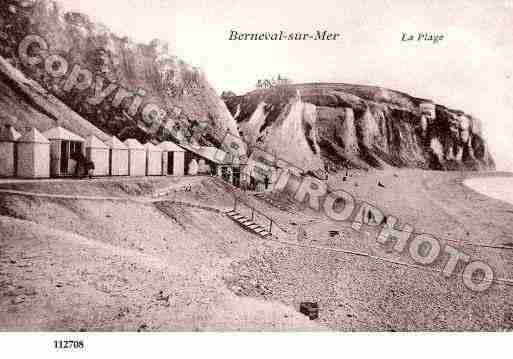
[251, 208, 254, 221]
[269, 220, 273, 233]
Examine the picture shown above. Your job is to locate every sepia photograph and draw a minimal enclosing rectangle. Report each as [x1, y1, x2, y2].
[0, 0, 512, 356]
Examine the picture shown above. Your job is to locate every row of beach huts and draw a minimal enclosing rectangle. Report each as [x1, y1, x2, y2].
[0, 125, 226, 179]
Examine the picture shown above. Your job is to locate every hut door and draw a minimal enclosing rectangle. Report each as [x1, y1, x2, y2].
[221, 167, 230, 182]
[168, 152, 174, 175]
[109, 149, 112, 176]
[233, 168, 240, 187]
[70, 142, 83, 175]
[60, 140, 69, 175]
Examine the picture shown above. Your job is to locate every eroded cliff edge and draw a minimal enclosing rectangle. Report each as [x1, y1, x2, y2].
[0, 0, 238, 147]
[224, 84, 495, 172]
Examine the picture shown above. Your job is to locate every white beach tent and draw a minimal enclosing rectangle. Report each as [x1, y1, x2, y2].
[16, 128, 50, 178]
[106, 136, 129, 176]
[85, 135, 109, 176]
[157, 141, 185, 176]
[124, 138, 146, 176]
[144, 142, 163, 176]
[42, 126, 85, 177]
[0, 126, 21, 177]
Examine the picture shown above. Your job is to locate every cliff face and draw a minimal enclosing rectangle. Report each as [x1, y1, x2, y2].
[0, 0, 239, 148]
[0, 54, 111, 141]
[224, 84, 495, 172]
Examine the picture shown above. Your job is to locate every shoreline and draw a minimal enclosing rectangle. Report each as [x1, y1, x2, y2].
[463, 175, 513, 206]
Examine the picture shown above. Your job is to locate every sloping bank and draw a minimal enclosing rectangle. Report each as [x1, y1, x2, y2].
[0, 177, 322, 330]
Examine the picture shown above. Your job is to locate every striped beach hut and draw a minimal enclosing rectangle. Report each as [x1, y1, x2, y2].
[144, 142, 163, 176]
[0, 125, 21, 177]
[106, 136, 129, 176]
[157, 141, 185, 176]
[16, 128, 50, 178]
[124, 138, 146, 176]
[42, 126, 85, 177]
[85, 135, 109, 176]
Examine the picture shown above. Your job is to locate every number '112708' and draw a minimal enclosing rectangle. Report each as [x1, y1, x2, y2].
[54, 340, 84, 349]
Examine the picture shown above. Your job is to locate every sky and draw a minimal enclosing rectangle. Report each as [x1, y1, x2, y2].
[58, 0, 513, 171]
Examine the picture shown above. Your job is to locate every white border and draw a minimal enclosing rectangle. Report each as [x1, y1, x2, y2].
[0, 332, 510, 359]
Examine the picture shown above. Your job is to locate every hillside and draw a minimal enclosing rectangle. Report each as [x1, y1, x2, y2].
[224, 83, 495, 171]
[0, 0, 239, 148]
[0, 55, 110, 140]
[0, 176, 324, 330]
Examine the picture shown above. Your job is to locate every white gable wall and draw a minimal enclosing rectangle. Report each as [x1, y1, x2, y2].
[17, 142, 50, 178]
[128, 149, 146, 176]
[110, 149, 129, 176]
[0, 142, 16, 177]
[87, 148, 110, 176]
[173, 151, 185, 176]
[146, 150, 162, 176]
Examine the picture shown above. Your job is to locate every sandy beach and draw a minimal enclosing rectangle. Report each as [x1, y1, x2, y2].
[464, 177, 513, 206]
[1, 170, 513, 331]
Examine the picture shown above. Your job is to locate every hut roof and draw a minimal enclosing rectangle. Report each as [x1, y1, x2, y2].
[105, 136, 127, 150]
[124, 138, 144, 150]
[157, 141, 185, 152]
[85, 135, 108, 149]
[0, 126, 21, 142]
[180, 143, 229, 165]
[144, 142, 163, 152]
[42, 126, 85, 142]
[17, 128, 50, 144]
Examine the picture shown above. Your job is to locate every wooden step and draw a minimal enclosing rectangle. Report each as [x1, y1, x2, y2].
[224, 208, 274, 239]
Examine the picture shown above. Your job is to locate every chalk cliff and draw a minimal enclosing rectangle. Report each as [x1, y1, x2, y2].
[224, 84, 495, 171]
[0, 0, 239, 148]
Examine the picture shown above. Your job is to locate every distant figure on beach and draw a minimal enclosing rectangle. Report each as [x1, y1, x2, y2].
[297, 224, 307, 242]
[343, 168, 349, 181]
[85, 160, 95, 179]
[264, 175, 270, 190]
[71, 152, 93, 179]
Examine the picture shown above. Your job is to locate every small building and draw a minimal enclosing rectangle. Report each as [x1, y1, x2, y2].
[16, 128, 50, 178]
[179, 143, 232, 180]
[144, 142, 163, 176]
[158, 141, 185, 176]
[419, 101, 436, 119]
[106, 136, 129, 176]
[0, 125, 21, 177]
[42, 126, 85, 177]
[124, 138, 146, 176]
[85, 135, 109, 176]
[188, 158, 199, 175]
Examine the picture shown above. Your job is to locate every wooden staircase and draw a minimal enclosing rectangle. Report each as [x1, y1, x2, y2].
[225, 209, 273, 238]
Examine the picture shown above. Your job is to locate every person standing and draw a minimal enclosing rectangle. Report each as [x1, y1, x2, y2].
[264, 175, 270, 190]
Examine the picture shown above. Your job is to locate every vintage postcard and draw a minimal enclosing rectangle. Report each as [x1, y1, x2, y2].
[0, 0, 512, 356]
